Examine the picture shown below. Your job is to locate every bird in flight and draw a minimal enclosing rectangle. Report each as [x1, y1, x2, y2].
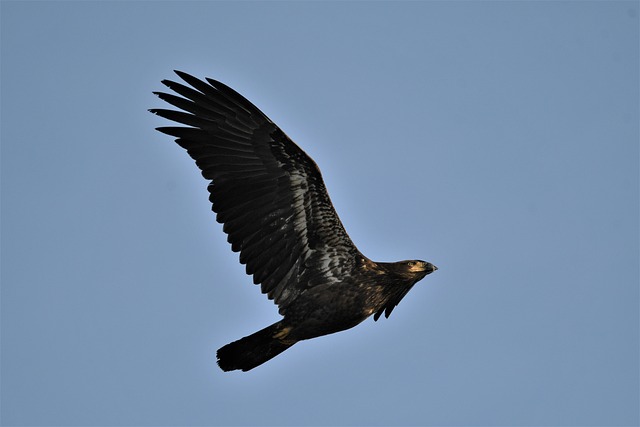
[150, 71, 438, 372]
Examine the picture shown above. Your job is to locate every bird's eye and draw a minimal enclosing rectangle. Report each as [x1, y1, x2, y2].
[407, 261, 415, 266]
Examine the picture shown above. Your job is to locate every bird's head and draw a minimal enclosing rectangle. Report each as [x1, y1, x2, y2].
[402, 260, 437, 276]
[383, 260, 437, 282]
[371, 259, 438, 321]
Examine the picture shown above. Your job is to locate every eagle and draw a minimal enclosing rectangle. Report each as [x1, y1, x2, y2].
[150, 71, 438, 372]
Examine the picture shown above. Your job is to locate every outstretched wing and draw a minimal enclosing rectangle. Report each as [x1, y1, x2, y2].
[150, 71, 359, 312]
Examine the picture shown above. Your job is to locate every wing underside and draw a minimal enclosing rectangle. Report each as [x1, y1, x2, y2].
[150, 71, 359, 311]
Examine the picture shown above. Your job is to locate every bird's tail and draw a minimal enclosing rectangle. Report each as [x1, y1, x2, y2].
[216, 321, 295, 372]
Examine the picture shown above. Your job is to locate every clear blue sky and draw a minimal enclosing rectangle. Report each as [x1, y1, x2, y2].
[2, 1, 638, 425]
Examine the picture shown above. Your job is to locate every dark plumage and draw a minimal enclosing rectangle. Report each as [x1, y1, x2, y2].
[150, 71, 438, 372]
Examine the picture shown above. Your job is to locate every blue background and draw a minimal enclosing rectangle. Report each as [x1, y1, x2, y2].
[2, 1, 638, 425]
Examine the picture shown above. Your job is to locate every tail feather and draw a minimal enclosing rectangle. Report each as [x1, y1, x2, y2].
[217, 322, 295, 372]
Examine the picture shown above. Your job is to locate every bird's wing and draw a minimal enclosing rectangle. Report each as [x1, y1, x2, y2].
[150, 71, 359, 312]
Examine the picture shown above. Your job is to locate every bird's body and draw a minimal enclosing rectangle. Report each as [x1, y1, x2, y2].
[151, 71, 437, 371]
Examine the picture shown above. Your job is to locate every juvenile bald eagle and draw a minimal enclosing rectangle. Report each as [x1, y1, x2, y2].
[150, 71, 438, 372]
